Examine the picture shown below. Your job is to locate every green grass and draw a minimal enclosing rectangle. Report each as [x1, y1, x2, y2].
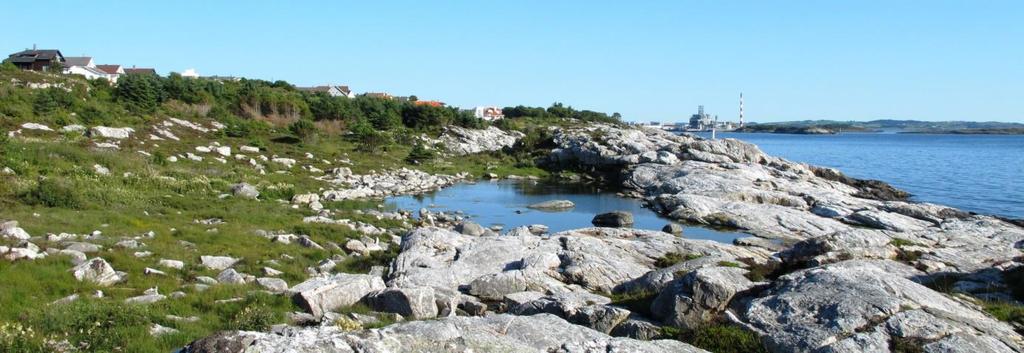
[609, 290, 657, 317]
[983, 301, 1024, 328]
[0, 69, 601, 352]
[662, 323, 769, 353]
[889, 238, 921, 247]
[654, 252, 703, 268]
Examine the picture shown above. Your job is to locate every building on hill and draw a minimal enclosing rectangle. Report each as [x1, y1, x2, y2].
[123, 67, 156, 75]
[414, 100, 445, 107]
[63, 56, 110, 81]
[364, 92, 393, 100]
[96, 64, 125, 82]
[7, 48, 65, 72]
[472, 106, 504, 121]
[203, 75, 241, 82]
[297, 85, 355, 98]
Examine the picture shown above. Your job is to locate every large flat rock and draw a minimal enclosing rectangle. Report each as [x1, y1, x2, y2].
[741, 260, 1024, 353]
[183, 313, 706, 353]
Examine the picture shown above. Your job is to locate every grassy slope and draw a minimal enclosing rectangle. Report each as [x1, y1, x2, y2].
[0, 71, 547, 351]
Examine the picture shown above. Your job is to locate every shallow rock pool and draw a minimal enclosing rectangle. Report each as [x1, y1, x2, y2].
[386, 180, 745, 243]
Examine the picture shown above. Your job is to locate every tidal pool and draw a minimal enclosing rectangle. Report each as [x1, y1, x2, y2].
[386, 180, 745, 243]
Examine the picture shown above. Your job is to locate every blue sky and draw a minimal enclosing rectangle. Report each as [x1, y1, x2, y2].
[3, 1, 1022, 123]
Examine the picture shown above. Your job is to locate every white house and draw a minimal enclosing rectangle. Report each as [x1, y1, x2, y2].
[95, 64, 125, 83]
[63, 56, 110, 81]
[181, 68, 200, 78]
[472, 106, 504, 121]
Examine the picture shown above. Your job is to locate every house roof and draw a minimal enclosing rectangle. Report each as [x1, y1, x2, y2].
[7, 49, 64, 63]
[64, 56, 92, 67]
[298, 85, 352, 95]
[96, 65, 122, 75]
[124, 68, 156, 75]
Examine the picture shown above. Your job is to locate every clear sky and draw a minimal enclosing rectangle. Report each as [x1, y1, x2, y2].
[3, 1, 1022, 123]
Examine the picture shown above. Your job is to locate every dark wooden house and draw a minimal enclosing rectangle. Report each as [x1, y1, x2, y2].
[7, 49, 65, 72]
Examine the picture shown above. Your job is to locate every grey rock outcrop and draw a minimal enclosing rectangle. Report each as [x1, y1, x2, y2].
[547, 124, 1024, 276]
[366, 287, 438, 320]
[183, 313, 704, 353]
[651, 266, 757, 329]
[742, 260, 1024, 352]
[439, 126, 523, 156]
[389, 227, 768, 300]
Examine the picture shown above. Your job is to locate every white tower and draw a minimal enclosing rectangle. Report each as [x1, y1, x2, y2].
[739, 93, 745, 127]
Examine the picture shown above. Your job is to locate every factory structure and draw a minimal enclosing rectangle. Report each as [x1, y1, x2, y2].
[635, 93, 746, 132]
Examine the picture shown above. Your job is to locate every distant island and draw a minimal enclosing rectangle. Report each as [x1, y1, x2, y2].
[735, 119, 1024, 135]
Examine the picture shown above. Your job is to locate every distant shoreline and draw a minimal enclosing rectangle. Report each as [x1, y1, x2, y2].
[898, 128, 1024, 135]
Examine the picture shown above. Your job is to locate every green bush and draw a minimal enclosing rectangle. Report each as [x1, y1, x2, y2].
[117, 72, 165, 113]
[20, 178, 83, 208]
[405, 143, 435, 164]
[32, 87, 74, 116]
[35, 300, 150, 352]
[288, 119, 317, 140]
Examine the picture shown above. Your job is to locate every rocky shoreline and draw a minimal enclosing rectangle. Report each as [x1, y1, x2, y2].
[172, 124, 1024, 352]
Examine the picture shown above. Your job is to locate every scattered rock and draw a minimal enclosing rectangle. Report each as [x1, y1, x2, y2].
[592, 211, 634, 227]
[527, 200, 576, 210]
[71, 258, 123, 286]
[366, 287, 439, 320]
[88, 126, 134, 139]
[200, 255, 239, 271]
[289, 273, 385, 318]
[230, 183, 259, 199]
[256, 277, 289, 292]
[662, 223, 684, 235]
[455, 222, 486, 236]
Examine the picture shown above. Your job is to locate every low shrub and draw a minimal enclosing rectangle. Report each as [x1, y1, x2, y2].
[228, 303, 280, 331]
[20, 178, 83, 208]
[405, 143, 435, 164]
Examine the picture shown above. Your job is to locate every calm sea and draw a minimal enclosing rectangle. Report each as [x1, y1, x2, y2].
[693, 132, 1024, 219]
